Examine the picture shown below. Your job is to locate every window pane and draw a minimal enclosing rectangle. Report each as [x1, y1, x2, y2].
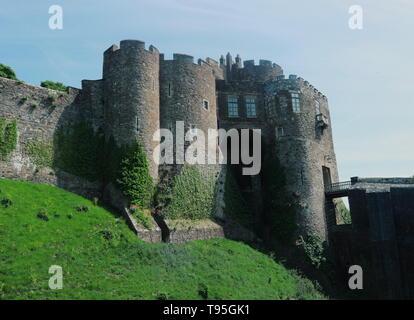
[228, 97, 238, 117]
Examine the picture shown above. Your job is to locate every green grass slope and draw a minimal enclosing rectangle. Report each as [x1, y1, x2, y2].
[0, 179, 325, 300]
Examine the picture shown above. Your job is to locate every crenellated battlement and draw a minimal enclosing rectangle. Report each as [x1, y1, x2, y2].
[104, 40, 159, 56]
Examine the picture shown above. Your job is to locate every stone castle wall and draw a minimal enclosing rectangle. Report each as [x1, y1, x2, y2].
[0, 77, 102, 198]
[264, 76, 339, 239]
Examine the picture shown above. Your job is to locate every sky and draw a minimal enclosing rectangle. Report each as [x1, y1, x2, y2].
[1, 0, 413, 181]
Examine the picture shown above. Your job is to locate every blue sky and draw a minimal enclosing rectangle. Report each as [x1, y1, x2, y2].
[1, 0, 413, 181]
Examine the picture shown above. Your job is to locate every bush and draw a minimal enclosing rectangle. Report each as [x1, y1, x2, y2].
[40, 81, 68, 93]
[37, 209, 49, 221]
[1, 198, 13, 208]
[0, 64, 18, 80]
[116, 140, 153, 209]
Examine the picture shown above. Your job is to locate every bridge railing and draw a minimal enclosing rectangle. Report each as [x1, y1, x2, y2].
[325, 181, 352, 193]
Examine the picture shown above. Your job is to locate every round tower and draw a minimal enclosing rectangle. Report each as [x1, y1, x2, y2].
[264, 75, 339, 240]
[103, 40, 160, 180]
[159, 54, 219, 175]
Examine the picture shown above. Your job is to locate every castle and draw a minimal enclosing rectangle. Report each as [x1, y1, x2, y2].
[0, 39, 339, 240]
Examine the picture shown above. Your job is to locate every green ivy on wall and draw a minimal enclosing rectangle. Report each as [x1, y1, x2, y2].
[0, 118, 18, 160]
[162, 165, 216, 220]
[54, 121, 106, 181]
[223, 168, 252, 228]
[26, 140, 54, 168]
[262, 150, 297, 244]
[53, 121, 153, 209]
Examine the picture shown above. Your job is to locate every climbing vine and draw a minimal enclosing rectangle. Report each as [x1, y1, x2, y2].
[54, 121, 106, 181]
[26, 140, 54, 168]
[224, 168, 252, 228]
[0, 118, 18, 160]
[161, 165, 216, 220]
[53, 121, 153, 209]
[262, 150, 297, 244]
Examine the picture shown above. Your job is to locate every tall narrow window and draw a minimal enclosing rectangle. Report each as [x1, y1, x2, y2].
[276, 127, 285, 137]
[168, 83, 171, 97]
[245, 97, 257, 118]
[136, 117, 140, 131]
[279, 96, 288, 112]
[203, 99, 209, 111]
[291, 92, 300, 113]
[315, 100, 320, 115]
[227, 96, 238, 117]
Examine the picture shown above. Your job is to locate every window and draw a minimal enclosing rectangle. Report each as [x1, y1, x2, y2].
[315, 100, 320, 115]
[136, 117, 140, 131]
[227, 96, 238, 117]
[279, 96, 288, 112]
[168, 83, 172, 97]
[291, 92, 300, 113]
[203, 100, 209, 111]
[245, 97, 257, 118]
[276, 127, 285, 137]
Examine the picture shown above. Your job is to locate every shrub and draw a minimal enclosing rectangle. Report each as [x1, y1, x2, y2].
[116, 140, 153, 209]
[37, 209, 49, 221]
[1, 197, 13, 208]
[198, 283, 209, 300]
[40, 81, 68, 93]
[0, 64, 18, 80]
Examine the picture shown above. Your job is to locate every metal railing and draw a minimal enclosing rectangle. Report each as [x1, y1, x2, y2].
[325, 181, 352, 193]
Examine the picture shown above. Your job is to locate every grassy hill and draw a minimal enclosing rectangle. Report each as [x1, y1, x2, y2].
[0, 179, 325, 300]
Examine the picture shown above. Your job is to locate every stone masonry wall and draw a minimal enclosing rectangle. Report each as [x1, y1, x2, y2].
[264, 76, 339, 239]
[0, 77, 102, 198]
[103, 40, 160, 180]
